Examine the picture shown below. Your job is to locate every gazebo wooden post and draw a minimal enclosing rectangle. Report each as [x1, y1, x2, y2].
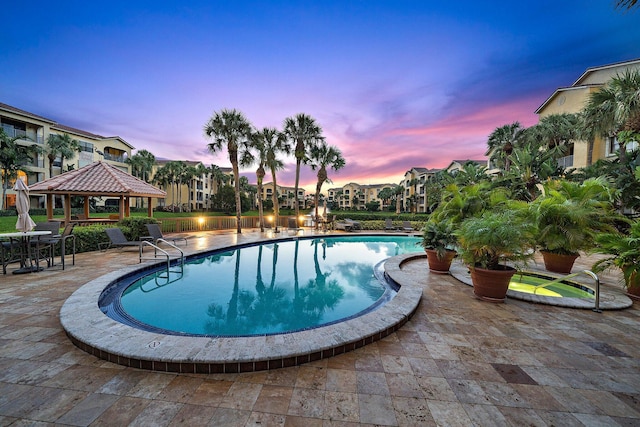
[64, 194, 72, 224]
[46, 194, 54, 221]
[83, 196, 90, 219]
[118, 196, 125, 220]
[125, 197, 130, 217]
[147, 197, 153, 217]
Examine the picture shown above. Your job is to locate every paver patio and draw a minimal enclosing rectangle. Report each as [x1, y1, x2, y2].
[0, 229, 638, 426]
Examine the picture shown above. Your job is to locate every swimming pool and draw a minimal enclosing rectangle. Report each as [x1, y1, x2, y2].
[62, 233, 425, 372]
[99, 235, 423, 337]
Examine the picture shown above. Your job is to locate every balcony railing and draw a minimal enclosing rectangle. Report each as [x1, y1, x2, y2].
[558, 155, 574, 169]
[103, 152, 125, 163]
[1, 124, 43, 144]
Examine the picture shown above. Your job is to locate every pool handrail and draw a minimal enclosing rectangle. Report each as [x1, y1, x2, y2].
[139, 240, 185, 277]
[527, 269, 601, 313]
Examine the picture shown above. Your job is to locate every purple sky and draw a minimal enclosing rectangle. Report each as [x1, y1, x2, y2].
[2, 1, 639, 191]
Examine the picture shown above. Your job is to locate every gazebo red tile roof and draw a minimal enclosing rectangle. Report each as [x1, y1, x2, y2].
[29, 161, 166, 198]
[29, 161, 165, 223]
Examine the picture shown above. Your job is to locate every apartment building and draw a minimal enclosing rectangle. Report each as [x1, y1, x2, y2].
[1, 102, 132, 209]
[259, 182, 305, 210]
[326, 182, 396, 211]
[535, 58, 640, 169]
[151, 160, 234, 211]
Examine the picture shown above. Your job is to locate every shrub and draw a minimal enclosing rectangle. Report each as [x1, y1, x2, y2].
[117, 217, 159, 240]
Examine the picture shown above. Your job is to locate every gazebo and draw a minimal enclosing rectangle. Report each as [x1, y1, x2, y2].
[29, 161, 166, 224]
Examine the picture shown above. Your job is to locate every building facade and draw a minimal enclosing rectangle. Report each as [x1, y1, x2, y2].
[1, 102, 133, 209]
[535, 58, 640, 169]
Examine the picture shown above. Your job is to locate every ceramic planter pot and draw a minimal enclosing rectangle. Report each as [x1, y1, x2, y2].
[625, 270, 640, 301]
[540, 251, 579, 274]
[425, 249, 456, 274]
[469, 265, 516, 302]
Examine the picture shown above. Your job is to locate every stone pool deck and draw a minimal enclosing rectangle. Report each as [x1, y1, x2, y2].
[0, 229, 639, 426]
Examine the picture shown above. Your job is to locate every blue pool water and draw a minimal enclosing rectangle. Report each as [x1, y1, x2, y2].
[100, 235, 422, 337]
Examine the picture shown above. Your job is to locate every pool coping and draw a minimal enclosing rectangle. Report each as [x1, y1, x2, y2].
[60, 241, 423, 373]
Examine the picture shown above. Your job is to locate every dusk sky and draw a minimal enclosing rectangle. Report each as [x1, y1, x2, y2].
[2, 1, 639, 191]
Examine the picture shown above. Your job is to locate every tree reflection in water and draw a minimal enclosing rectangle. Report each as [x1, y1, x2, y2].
[120, 236, 421, 336]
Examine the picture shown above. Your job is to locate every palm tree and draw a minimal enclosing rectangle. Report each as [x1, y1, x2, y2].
[0, 129, 40, 210]
[204, 109, 253, 233]
[256, 127, 290, 232]
[45, 133, 79, 178]
[582, 70, 640, 163]
[126, 149, 156, 208]
[246, 130, 267, 231]
[487, 122, 526, 172]
[283, 113, 323, 219]
[152, 165, 171, 209]
[393, 185, 404, 214]
[616, 0, 638, 10]
[308, 142, 346, 229]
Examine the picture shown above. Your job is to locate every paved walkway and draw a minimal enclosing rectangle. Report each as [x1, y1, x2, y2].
[0, 229, 638, 426]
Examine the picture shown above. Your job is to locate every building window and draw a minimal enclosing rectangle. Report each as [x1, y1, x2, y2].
[78, 141, 94, 153]
[607, 136, 639, 157]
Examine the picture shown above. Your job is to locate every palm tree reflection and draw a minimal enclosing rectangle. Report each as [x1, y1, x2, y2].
[204, 239, 348, 335]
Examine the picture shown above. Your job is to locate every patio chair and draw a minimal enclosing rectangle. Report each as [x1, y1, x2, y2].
[145, 223, 188, 246]
[35, 222, 77, 270]
[384, 218, 396, 232]
[1, 239, 21, 274]
[402, 221, 415, 233]
[31, 221, 62, 268]
[101, 227, 150, 251]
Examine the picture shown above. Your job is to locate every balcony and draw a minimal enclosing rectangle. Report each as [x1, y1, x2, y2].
[558, 155, 573, 169]
[103, 152, 125, 163]
[2, 124, 43, 144]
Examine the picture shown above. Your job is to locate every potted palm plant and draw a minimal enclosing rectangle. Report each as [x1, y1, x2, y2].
[456, 208, 535, 302]
[592, 220, 640, 301]
[530, 178, 618, 274]
[420, 220, 457, 274]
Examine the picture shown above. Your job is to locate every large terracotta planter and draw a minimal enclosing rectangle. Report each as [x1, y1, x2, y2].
[470, 265, 517, 303]
[540, 251, 579, 274]
[625, 270, 640, 301]
[425, 249, 456, 274]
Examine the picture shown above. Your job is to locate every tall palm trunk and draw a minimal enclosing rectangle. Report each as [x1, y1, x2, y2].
[314, 166, 327, 230]
[294, 139, 303, 219]
[232, 158, 242, 233]
[271, 165, 280, 232]
[256, 165, 265, 232]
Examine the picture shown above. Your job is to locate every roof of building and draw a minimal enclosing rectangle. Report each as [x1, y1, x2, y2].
[535, 58, 640, 114]
[572, 57, 640, 86]
[29, 161, 166, 198]
[1, 101, 133, 148]
[0, 102, 56, 124]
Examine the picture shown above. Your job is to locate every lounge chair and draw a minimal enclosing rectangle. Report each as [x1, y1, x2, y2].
[384, 218, 396, 232]
[334, 221, 353, 232]
[145, 223, 188, 246]
[344, 219, 362, 231]
[101, 227, 150, 251]
[287, 217, 303, 234]
[402, 221, 415, 232]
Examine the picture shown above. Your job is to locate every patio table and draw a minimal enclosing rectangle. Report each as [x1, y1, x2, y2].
[0, 230, 52, 274]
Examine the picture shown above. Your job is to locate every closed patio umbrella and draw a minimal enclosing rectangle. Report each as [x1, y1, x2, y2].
[14, 179, 35, 232]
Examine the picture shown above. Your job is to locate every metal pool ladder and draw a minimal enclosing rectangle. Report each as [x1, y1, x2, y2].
[139, 239, 185, 283]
